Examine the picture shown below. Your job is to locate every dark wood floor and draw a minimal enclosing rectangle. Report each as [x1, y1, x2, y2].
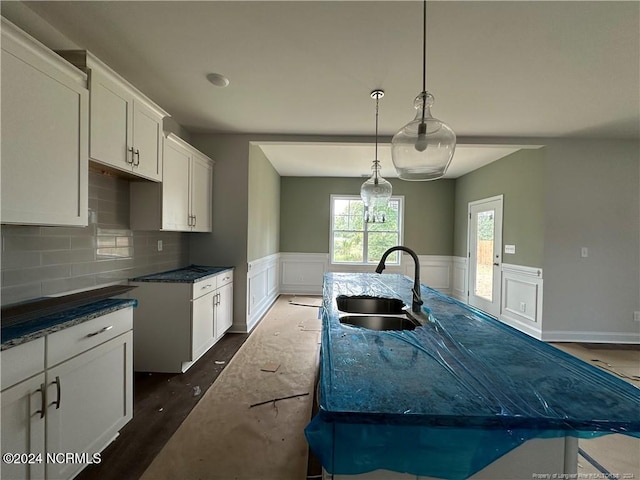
[77, 332, 249, 480]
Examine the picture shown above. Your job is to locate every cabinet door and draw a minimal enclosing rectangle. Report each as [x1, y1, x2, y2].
[1, 28, 88, 226]
[1, 374, 46, 480]
[132, 100, 163, 181]
[161, 139, 191, 231]
[215, 282, 234, 339]
[46, 332, 133, 480]
[89, 69, 133, 172]
[190, 153, 213, 232]
[192, 292, 216, 361]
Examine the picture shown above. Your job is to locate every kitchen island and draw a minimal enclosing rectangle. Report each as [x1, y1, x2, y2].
[305, 273, 640, 479]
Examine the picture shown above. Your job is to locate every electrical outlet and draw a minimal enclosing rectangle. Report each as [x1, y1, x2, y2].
[634, 311, 640, 322]
[157, 240, 163, 252]
[581, 247, 588, 258]
[519, 302, 526, 312]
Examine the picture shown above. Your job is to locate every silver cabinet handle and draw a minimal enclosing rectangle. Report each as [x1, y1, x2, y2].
[86, 325, 113, 338]
[133, 149, 140, 166]
[50, 376, 61, 410]
[201, 284, 213, 290]
[127, 147, 135, 164]
[36, 382, 46, 419]
[192, 215, 196, 227]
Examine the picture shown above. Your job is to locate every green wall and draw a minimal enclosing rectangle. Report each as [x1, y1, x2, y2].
[453, 148, 545, 267]
[280, 177, 455, 255]
[248, 144, 281, 262]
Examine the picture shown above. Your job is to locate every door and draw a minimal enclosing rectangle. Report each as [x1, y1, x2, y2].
[190, 153, 213, 232]
[1, 375, 46, 480]
[468, 195, 503, 317]
[192, 292, 216, 361]
[132, 100, 163, 181]
[215, 282, 234, 339]
[46, 333, 133, 480]
[89, 69, 132, 170]
[162, 138, 191, 231]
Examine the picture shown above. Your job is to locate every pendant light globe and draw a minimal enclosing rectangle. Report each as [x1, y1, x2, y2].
[391, 0, 456, 181]
[391, 92, 456, 181]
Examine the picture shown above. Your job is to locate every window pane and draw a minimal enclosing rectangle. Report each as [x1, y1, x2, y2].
[350, 210, 364, 230]
[334, 199, 350, 215]
[474, 210, 494, 301]
[334, 215, 349, 231]
[333, 231, 364, 263]
[367, 232, 399, 263]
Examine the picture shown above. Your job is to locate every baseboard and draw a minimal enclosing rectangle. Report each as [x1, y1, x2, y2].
[541, 330, 640, 344]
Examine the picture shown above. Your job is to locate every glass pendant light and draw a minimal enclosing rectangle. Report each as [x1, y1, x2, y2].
[391, 0, 456, 181]
[360, 90, 392, 223]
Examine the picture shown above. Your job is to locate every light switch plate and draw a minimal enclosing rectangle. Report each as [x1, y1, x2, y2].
[504, 245, 516, 254]
[581, 247, 588, 258]
[157, 240, 163, 252]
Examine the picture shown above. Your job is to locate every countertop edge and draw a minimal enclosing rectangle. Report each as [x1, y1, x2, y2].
[1, 298, 136, 351]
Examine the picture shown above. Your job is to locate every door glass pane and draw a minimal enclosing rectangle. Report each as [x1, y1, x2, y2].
[475, 210, 494, 301]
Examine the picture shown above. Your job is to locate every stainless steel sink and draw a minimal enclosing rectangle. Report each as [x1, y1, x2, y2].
[336, 295, 405, 314]
[339, 314, 417, 331]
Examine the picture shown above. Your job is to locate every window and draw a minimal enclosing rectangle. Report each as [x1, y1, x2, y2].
[330, 195, 404, 265]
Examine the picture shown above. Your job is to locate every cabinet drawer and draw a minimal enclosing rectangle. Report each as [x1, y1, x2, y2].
[47, 307, 133, 367]
[192, 277, 217, 299]
[1, 337, 45, 391]
[217, 270, 233, 287]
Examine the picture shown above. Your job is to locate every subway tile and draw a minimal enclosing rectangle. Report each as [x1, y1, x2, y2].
[42, 226, 93, 237]
[41, 275, 97, 296]
[96, 236, 117, 248]
[1, 251, 41, 269]
[1, 283, 43, 306]
[1, 225, 42, 236]
[2, 265, 71, 286]
[41, 250, 72, 266]
[98, 228, 132, 236]
[71, 236, 95, 250]
[3, 236, 70, 252]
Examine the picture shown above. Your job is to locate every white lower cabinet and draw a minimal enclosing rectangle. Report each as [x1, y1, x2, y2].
[0, 307, 133, 480]
[1, 374, 46, 480]
[132, 270, 233, 373]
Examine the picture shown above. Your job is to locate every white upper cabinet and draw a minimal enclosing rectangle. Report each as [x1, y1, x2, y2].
[1, 18, 88, 226]
[130, 133, 214, 232]
[60, 51, 168, 182]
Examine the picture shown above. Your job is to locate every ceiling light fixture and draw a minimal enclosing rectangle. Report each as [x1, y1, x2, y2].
[360, 89, 392, 223]
[391, 0, 456, 181]
[206, 72, 230, 88]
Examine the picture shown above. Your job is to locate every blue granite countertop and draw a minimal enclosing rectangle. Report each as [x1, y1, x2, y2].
[130, 265, 233, 283]
[305, 272, 640, 477]
[1, 298, 136, 351]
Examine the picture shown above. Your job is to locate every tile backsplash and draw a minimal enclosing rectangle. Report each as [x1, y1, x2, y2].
[1, 170, 190, 306]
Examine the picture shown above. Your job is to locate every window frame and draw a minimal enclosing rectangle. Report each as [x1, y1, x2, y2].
[329, 194, 404, 266]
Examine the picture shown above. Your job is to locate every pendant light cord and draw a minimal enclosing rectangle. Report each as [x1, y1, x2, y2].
[374, 93, 380, 184]
[420, 0, 427, 126]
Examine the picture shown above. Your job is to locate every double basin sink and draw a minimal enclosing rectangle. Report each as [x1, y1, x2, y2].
[336, 295, 420, 331]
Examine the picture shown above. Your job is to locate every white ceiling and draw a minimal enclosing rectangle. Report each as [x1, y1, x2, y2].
[4, 1, 638, 177]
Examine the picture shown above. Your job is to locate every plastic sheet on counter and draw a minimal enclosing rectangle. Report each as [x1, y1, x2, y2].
[305, 273, 640, 478]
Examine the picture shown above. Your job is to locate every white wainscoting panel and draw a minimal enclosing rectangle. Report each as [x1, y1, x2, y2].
[279, 253, 328, 295]
[452, 257, 468, 302]
[500, 264, 543, 339]
[410, 255, 453, 295]
[246, 253, 279, 332]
